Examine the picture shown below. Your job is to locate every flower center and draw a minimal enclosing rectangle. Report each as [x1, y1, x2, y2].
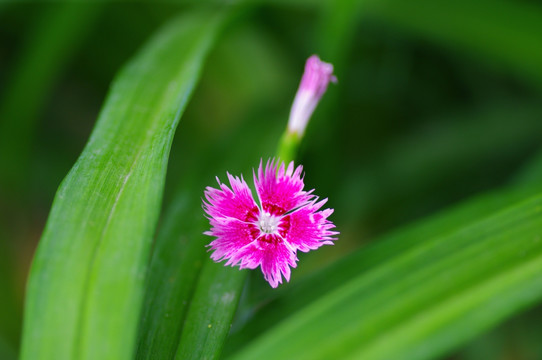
[258, 212, 280, 234]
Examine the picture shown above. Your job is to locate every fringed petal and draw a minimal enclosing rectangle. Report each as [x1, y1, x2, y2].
[232, 234, 298, 288]
[283, 199, 338, 253]
[203, 173, 259, 222]
[254, 159, 314, 216]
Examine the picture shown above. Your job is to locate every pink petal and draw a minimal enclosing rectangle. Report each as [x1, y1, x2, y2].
[206, 219, 259, 264]
[204, 173, 259, 222]
[299, 55, 337, 99]
[283, 199, 338, 253]
[254, 159, 314, 216]
[232, 235, 298, 288]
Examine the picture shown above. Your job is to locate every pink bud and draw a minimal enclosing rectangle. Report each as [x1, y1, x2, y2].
[288, 55, 336, 136]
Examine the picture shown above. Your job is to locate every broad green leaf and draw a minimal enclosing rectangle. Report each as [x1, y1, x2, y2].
[0, 3, 100, 192]
[21, 11, 224, 360]
[175, 261, 246, 360]
[137, 187, 246, 360]
[229, 190, 542, 360]
[136, 191, 208, 359]
[224, 182, 542, 355]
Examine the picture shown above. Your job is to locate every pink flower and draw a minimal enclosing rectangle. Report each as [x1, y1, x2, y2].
[288, 55, 337, 137]
[203, 159, 338, 288]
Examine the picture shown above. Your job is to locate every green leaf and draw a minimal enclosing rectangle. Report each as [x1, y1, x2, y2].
[136, 188, 245, 360]
[136, 191, 208, 359]
[224, 182, 542, 355]
[228, 187, 542, 360]
[175, 260, 246, 360]
[21, 11, 224, 360]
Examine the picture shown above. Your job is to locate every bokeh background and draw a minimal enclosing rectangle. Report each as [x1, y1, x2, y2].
[1, 1, 542, 359]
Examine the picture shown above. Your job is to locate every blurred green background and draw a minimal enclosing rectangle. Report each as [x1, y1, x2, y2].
[1, 1, 542, 359]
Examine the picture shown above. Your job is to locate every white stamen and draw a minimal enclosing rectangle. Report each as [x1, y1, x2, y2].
[258, 212, 280, 234]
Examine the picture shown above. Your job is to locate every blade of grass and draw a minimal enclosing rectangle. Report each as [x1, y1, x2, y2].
[350, 251, 542, 360]
[137, 181, 246, 360]
[229, 191, 542, 360]
[175, 261, 247, 360]
[21, 11, 224, 360]
[135, 191, 209, 360]
[223, 182, 542, 355]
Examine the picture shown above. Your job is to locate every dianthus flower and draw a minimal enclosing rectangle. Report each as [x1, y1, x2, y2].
[203, 159, 338, 288]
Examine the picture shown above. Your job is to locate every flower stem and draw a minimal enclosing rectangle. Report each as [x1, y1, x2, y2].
[276, 130, 301, 164]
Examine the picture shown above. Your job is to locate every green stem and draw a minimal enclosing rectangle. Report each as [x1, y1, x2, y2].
[276, 131, 301, 164]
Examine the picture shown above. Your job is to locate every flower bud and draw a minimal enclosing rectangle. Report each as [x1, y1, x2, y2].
[287, 55, 337, 136]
